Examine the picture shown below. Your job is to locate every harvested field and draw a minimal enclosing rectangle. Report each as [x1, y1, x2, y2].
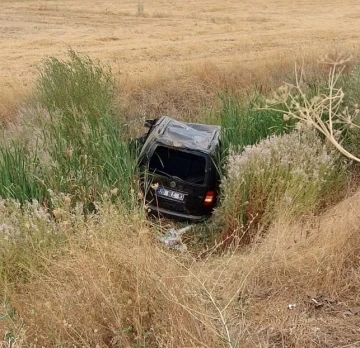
[1, 0, 360, 87]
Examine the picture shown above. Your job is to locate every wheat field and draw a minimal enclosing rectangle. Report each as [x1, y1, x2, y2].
[2, 0, 360, 122]
[1, 0, 360, 88]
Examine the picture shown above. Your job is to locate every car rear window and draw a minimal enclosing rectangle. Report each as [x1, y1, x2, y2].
[149, 146, 206, 185]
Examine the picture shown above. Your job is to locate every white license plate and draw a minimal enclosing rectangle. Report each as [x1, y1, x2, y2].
[156, 187, 185, 201]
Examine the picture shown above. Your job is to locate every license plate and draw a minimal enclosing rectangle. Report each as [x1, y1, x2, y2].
[156, 187, 185, 201]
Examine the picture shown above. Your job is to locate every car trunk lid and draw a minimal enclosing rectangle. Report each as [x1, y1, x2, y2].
[145, 145, 215, 216]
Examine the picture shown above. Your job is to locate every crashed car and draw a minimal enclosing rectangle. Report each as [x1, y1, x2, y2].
[137, 116, 221, 221]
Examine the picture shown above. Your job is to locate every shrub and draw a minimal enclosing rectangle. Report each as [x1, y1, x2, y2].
[215, 130, 344, 244]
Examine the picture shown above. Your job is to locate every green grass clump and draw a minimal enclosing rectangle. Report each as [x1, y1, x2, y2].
[340, 62, 360, 106]
[214, 130, 344, 243]
[44, 109, 137, 207]
[0, 50, 137, 208]
[36, 49, 115, 116]
[0, 142, 49, 204]
[337, 62, 360, 159]
[219, 95, 294, 154]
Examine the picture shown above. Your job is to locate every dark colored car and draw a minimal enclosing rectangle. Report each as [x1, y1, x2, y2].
[137, 116, 221, 221]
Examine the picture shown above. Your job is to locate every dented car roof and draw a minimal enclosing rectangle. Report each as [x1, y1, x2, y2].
[142, 116, 221, 154]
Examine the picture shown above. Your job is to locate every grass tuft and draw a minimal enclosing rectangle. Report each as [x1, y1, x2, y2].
[219, 95, 294, 155]
[36, 49, 115, 116]
[0, 50, 137, 207]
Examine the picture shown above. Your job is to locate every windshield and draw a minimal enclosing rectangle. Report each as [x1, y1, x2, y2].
[149, 146, 206, 185]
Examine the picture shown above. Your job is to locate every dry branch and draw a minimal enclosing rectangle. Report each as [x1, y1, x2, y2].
[264, 55, 360, 162]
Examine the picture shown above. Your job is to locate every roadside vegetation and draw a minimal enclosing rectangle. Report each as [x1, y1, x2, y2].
[1, 50, 360, 347]
[0, 50, 136, 209]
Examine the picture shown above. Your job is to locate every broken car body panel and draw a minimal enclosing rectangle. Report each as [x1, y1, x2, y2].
[138, 116, 221, 221]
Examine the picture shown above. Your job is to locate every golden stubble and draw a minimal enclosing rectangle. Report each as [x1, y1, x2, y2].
[1, 0, 360, 122]
[1, 0, 360, 87]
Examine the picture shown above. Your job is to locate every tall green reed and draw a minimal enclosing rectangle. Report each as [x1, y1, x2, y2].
[44, 109, 137, 208]
[219, 95, 294, 154]
[0, 142, 49, 204]
[36, 49, 115, 116]
[0, 50, 137, 208]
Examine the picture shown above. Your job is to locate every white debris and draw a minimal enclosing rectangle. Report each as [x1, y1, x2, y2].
[158, 225, 193, 251]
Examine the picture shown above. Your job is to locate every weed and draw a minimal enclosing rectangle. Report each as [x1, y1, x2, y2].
[36, 49, 115, 116]
[43, 108, 137, 206]
[219, 95, 294, 155]
[0, 51, 137, 207]
[0, 141, 49, 204]
[264, 54, 360, 162]
[215, 131, 344, 244]
[0, 296, 24, 347]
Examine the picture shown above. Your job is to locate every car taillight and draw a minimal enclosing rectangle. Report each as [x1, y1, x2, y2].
[204, 191, 216, 206]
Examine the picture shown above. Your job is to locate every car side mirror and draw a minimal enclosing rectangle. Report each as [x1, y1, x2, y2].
[144, 119, 157, 128]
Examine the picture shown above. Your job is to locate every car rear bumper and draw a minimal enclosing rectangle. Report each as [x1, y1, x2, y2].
[147, 205, 209, 222]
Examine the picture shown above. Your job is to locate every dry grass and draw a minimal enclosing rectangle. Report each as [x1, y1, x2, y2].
[1, 205, 223, 347]
[231, 190, 360, 347]
[0, 83, 27, 125]
[1, 0, 360, 122]
[1, 190, 360, 347]
[0, 53, 354, 125]
[118, 53, 340, 123]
